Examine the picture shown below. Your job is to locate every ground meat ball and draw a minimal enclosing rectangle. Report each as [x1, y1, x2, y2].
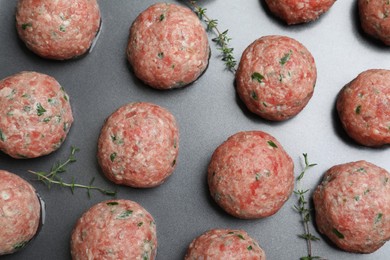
[16, 0, 101, 60]
[208, 131, 294, 219]
[313, 161, 390, 253]
[236, 35, 317, 121]
[359, 0, 390, 45]
[0, 71, 73, 159]
[0, 170, 41, 255]
[97, 102, 179, 188]
[126, 3, 210, 89]
[71, 199, 157, 260]
[185, 229, 266, 259]
[265, 0, 336, 25]
[336, 69, 390, 147]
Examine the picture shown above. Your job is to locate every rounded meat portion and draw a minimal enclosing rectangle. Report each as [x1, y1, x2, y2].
[336, 69, 390, 147]
[0, 170, 41, 255]
[236, 35, 316, 121]
[97, 102, 179, 188]
[265, 0, 336, 25]
[0, 71, 73, 159]
[127, 3, 210, 89]
[185, 229, 266, 259]
[16, 0, 101, 60]
[208, 131, 294, 219]
[313, 161, 390, 253]
[359, 0, 390, 45]
[71, 199, 157, 260]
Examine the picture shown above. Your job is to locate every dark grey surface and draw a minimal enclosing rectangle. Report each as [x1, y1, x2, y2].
[0, 0, 389, 259]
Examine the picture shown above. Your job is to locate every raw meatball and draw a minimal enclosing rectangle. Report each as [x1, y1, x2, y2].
[126, 3, 210, 89]
[16, 0, 101, 60]
[359, 0, 390, 45]
[71, 199, 157, 260]
[0, 170, 41, 255]
[265, 0, 336, 25]
[0, 71, 73, 159]
[336, 69, 390, 147]
[313, 161, 390, 253]
[185, 229, 266, 259]
[208, 131, 294, 219]
[236, 35, 317, 121]
[97, 102, 179, 188]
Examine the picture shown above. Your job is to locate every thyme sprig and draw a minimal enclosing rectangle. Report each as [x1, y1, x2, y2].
[187, 1, 237, 72]
[294, 153, 325, 260]
[29, 146, 116, 198]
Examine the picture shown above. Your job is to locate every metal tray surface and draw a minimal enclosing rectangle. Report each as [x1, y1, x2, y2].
[0, 0, 389, 259]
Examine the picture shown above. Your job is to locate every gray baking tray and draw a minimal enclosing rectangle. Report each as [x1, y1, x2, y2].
[0, 0, 389, 259]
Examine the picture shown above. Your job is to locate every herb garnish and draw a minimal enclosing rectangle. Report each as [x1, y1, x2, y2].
[158, 52, 164, 59]
[251, 91, 259, 101]
[187, 1, 237, 72]
[247, 245, 253, 251]
[29, 146, 116, 198]
[110, 152, 117, 162]
[117, 210, 133, 219]
[59, 25, 66, 32]
[294, 153, 325, 260]
[375, 213, 383, 224]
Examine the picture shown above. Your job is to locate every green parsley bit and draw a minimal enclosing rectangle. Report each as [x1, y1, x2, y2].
[251, 72, 264, 83]
[0, 129, 5, 142]
[267, 140, 278, 148]
[332, 228, 345, 239]
[375, 213, 383, 224]
[59, 25, 66, 32]
[107, 202, 119, 206]
[251, 91, 259, 101]
[355, 105, 362, 114]
[280, 50, 293, 65]
[110, 152, 117, 162]
[116, 210, 133, 219]
[158, 52, 164, 59]
[21, 23, 32, 30]
[159, 14, 165, 21]
[247, 245, 253, 251]
[236, 234, 245, 240]
[36, 103, 46, 116]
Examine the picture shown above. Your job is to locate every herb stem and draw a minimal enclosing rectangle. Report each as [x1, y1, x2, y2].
[29, 146, 116, 198]
[294, 154, 325, 260]
[187, 0, 237, 72]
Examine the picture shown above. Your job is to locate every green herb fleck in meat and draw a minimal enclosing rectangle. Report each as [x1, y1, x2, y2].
[13, 241, 27, 250]
[0, 129, 5, 142]
[385, 177, 389, 185]
[354, 195, 360, 201]
[173, 138, 177, 149]
[36, 103, 46, 116]
[43, 117, 52, 123]
[59, 25, 66, 32]
[280, 50, 292, 65]
[262, 102, 268, 107]
[247, 245, 253, 250]
[138, 222, 143, 227]
[237, 234, 245, 240]
[375, 213, 383, 224]
[110, 152, 117, 162]
[48, 98, 56, 105]
[111, 135, 124, 145]
[116, 210, 133, 219]
[107, 202, 119, 206]
[332, 228, 345, 239]
[7, 111, 14, 116]
[364, 189, 370, 195]
[172, 159, 176, 167]
[356, 167, 366, 172]
[251, 91, 259, 101]
[159, 14, 165, 21]
[251, 72, 264, 83]
[21, 23, 32, 30]
[267, 140, 278, 148]
[255, 173, 261, 181]
[158, 52, 164, 59]
[355, 105, 362, 114]
[23, 106, 31, 112]
[63, 122, 69, 132]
